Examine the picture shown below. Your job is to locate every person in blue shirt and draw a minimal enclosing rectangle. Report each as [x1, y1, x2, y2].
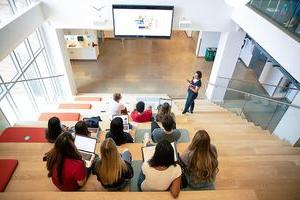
[182, 71, 202, 114]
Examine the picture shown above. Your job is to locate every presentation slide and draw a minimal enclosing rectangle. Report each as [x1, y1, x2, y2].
[113, 7, 173, 37]
[75, 135, 96, 152]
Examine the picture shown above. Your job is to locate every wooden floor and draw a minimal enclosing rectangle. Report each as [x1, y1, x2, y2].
[71, 31, 213, 98]
[0, 94, 300, 200]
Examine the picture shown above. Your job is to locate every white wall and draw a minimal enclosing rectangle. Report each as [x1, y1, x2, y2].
[198, 31, 221, 57]
[239, 38, 254, 66]
[273, 92, 300, 146]
[231, 5, 300, 82]
[206, 30, 246, 101]
[42, 23, 77, 96]
[258, 61, 284, 96]
[40, 0, 235, 32]
[0, 2, 45, 61]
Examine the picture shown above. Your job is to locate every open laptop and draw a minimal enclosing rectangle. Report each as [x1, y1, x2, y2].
[112, 115, 130, 133]
[159, 98, 172, 107]
[141, 142, 178, 162]
[74, 135, 97, 168]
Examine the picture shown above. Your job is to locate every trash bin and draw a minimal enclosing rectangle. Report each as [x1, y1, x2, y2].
[205, 47, 217, 61]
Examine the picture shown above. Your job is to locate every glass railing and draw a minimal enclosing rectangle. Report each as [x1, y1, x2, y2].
[247, 0, 300, 41]
[208, 79, 300, 133]
[216, 76, 299, 103]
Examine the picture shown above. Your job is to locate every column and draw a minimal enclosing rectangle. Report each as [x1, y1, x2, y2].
[206, 29, 246, 101]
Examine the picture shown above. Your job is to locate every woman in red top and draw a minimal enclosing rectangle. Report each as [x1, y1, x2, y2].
[45, 132, 87, 191]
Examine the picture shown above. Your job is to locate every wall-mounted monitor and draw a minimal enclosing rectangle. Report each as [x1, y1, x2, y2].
[112, 5, 174, 39]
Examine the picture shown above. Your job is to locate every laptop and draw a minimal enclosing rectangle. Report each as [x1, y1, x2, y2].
[141, 142, 178, 162]
[74, 135, 97, 168]
[159, 98, 172, 107]
[112, 115, 130, 133]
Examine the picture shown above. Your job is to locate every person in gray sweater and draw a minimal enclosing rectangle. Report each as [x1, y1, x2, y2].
[151, 115, 181, 143]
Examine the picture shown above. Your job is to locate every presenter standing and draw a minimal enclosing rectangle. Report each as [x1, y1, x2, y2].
[182, 71, 202, 114]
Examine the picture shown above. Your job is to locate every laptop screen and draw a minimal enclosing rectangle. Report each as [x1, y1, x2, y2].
[74, 135, 97, 153]
[113, 115, 129, 125]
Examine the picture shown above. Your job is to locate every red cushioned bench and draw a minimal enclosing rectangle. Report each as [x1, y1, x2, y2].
[0, 159, 18, 192]
[38, 113, 80, 121]
[74, 97, 101, 101]
[0, 127, 46, 143]
[58, 103, 91, 109]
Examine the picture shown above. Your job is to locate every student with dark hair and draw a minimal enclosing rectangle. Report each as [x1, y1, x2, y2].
[151, 102, 176, 132]
[182, 71, 202, 114]
[130, 101, 152, 122]
[45, 117, 67, 143]
[75, 121, 91, 137]
[92, 138, 133, 190]
[181, 130, 218, 189]
[138, 140, 182, 198]
[106, 117, 133, 146]
[150, 115, 181, 143]
[45, 132, 87, 191]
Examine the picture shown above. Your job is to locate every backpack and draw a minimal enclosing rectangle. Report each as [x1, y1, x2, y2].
[82, 116, 102, 128]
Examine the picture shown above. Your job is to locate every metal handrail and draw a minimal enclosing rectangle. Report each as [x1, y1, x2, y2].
[207, 82, 300, 109]
[217, 76, 300, 91]
[0, 74, 64, 85]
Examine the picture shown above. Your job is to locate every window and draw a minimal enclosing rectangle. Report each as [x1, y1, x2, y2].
[0, 55, 20, 82]
[0, 27, 65, 124]
[0, 0, 14, 25]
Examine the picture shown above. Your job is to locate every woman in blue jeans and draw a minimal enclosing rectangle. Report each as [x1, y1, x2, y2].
[182, 71, 202, 114]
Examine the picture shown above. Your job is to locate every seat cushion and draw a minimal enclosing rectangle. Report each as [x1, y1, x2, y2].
[74, 97, 101, 102]
[38, 113, 80, 121]
[58, 103, 91, 109]
[0, 127, 46, 143]
[0, 159, 18, 192]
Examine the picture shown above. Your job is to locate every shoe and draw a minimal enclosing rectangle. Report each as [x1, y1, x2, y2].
[189, 111, 193, 114]
[182, 111, 187, 114]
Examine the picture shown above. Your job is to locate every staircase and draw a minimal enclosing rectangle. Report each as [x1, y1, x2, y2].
[0, 95, 299, 200]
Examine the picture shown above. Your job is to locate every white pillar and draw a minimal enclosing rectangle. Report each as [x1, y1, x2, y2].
[42, 22, 77, 97]
[273, 92, 300, 146]
[197, 31, 221, 57]
[206, 29, 246, 101]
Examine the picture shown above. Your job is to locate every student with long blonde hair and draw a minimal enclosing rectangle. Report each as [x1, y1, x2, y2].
[92, 138, 133, 190]
[181, 130, 218, 189]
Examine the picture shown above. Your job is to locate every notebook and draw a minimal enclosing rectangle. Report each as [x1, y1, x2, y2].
[141, 142, 178, 162]
[74, 135, 97, 168]
[112, 115, 130, 133]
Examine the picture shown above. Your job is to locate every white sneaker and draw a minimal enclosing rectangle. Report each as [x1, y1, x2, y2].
[143, 132, 151, 147]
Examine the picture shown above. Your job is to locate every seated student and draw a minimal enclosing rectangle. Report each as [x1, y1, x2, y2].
[92, 138, 133, 190]
[151, 102, 176, 132]
[150, 115, 181, 143]
[106, 117, 133, 146]
[130, 101, 152, 123]
[45, 132, 87, 191]
[109, 93, 128, 119]
[45, 117, 68, 143]
[138, 140, 181, 198]
[181, 130, 218, 189]
[75, 121, 91, 137]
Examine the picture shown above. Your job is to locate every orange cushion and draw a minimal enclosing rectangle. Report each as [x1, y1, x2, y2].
[38, 113, 80, 121]
[0, 127, 46, 143]
[74, 97, 101, 101]
[58, 103, 91, 109]
[0, 159, 18, 192]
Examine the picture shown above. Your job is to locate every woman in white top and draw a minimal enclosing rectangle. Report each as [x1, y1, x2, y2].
[138, 140, 182, 198]
[109, 93, 127, 119]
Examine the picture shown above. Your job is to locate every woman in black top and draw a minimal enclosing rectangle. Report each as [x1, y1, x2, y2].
[182, 71, 202, 114]
[92, 138, 133, 190]
[106, 117, 133, 146]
